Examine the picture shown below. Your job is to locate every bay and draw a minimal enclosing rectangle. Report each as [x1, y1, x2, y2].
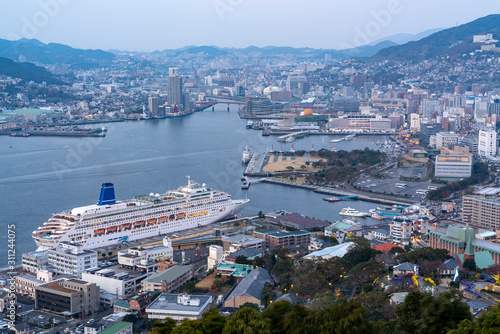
[0, 104, 388, 267]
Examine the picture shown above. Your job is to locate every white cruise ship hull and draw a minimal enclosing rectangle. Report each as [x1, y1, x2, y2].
[33, 180, 249, 251]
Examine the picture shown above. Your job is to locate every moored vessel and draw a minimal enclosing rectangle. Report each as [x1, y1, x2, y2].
[32, 177, 249, 251]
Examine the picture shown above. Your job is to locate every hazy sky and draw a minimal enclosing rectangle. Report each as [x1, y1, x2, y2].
[0, 0, 499, 51]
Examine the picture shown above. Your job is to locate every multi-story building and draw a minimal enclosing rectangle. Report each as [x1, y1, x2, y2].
[207, 245, 223, 270]
[168, 75, 183, 107]
[82, 266, 153, 296]
[435, 132, 458, 148]
[15, 274, 44, 299]
[422, 99, 441, 119]
[97, 322, 132, 334]
[390, 216, 414, 245]
[478, 129, 497, 157]
[146, 293, 212, 321]
[118, 237, 173, 270]
[420, 123, 443, 145]
[463, 195, 500, 230]
[22, 251, 48, 273]
[148, 96, 159, 116]
[35, 278, 99, 315]
[429, 223, 500, 266]
[141, 265, 193, 293]
[252, 228, 311, 249]
[47, 242, 98, 278]
[222, 235, 265, 252]
[434, 154, 472, 180]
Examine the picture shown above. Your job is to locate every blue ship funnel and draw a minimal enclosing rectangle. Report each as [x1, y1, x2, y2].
[98, 183, 116, 205]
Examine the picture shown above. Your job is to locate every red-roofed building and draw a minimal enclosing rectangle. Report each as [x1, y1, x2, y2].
[372, 243, 400, 254]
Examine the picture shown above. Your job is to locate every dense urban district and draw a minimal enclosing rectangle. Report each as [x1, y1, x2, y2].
[3, 13, 500, 334]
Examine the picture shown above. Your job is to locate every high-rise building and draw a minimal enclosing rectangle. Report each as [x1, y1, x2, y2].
[168, 75, 183, 107]
[422, 99, 441, 120]
[148, 96, 159, 116]
[420, 123, 443, 145]
[478, 129, 497, 157]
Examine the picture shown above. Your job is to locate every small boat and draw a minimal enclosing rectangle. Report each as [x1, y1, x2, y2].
[330, 138, 343, 143]
[246, 120, 254, 129]
[371, 212, 385, 220]
[339, 207, 368, 217]
[286, 136, 295, 143]
[323, 197, 341, 202]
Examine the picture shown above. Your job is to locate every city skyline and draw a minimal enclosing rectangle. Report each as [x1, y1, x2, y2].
[0, 0, 498, 52]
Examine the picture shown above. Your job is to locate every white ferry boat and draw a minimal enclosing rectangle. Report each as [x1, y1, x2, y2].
[339, 207, 368, 217]
[32, 177, 249, 251]
[242, 145, 252, 164]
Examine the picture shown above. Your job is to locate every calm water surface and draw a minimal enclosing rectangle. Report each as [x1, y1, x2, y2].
[0, 105, 389, 267]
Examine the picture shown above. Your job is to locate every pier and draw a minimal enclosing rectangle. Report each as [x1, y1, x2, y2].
[260, 178, 416, 206]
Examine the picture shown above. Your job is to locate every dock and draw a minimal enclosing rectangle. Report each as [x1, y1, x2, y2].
[259, 178, 416, 206]
[244, 153, 269, 176]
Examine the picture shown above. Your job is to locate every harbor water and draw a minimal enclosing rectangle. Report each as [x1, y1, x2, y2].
[0, 104, 390, 267]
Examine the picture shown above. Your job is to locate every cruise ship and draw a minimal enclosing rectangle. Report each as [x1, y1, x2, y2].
[32, 177, 249, 251]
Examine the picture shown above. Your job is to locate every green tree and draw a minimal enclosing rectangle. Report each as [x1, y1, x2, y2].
[151, 318, 177, 334]
[449, 304, 500, 334]
[343, 237, 381, 266]
[240, 302, 260, 310]
[395, 290, 472, 334]
[122, 314, 138, 323]
[222, 307, 271, 334]
[262, 300, 293, 334]
[463, 259, 477, 272]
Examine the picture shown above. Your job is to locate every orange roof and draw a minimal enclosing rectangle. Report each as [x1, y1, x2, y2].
[373, 243, 399, 254]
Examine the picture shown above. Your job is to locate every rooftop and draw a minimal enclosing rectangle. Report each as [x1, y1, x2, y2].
[225, 268, 273, 302]
[143, 265, 192, 284]
[222, 234, 264, 246]
[98, 322, 132, 334]
[146, 293, 212, 314]
[303, 242, 354, 260]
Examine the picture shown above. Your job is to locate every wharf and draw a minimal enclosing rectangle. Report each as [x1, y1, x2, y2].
[244, 153, 269, 176]
[260, 178, 416, 206]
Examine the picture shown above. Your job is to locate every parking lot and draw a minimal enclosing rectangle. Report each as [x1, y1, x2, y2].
[354, 167, 443, 200]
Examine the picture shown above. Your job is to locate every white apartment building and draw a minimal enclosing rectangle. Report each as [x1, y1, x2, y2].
[478, 129, 497, 157]
[47, 242, 98, 278]
[390, 217, 414, 245]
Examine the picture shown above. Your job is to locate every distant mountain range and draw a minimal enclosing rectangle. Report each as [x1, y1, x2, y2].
[373, 14, 500, 61]
[369, 28, 444, 46]
[0, 38, 115, 65]
[154, 40, 398, 59]
[0, 57, 62, 84]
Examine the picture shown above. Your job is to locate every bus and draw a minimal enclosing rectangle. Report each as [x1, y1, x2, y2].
[416, 189, 429, 195]
[428, 185, 438, 190]
[395, 183, 407, 188]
